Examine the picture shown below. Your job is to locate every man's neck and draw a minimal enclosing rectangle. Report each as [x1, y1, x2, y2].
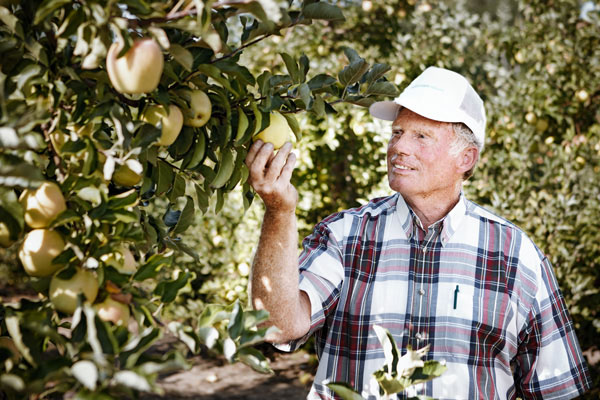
[404, 187, 461, 229]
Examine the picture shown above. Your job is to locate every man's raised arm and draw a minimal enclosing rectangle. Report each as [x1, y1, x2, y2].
[245, 140, 311, 343]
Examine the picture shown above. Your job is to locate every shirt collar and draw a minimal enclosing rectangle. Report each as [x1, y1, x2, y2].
[394, 192, 467, 246]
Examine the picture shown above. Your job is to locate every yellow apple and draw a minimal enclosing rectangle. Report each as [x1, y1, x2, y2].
[141, 104, 184, 146]
[112, 159, 143, 187]
[106, 38, 164, 94]
[181, 89, 212, 127]
[95, 297, 130, 326]
[0, 223, 14, 248]
[21, 181, 67, 229]
[100, 245, 137, 274]
[253, 112, 293, 150]
[18, 229, 65, 277]
[49, 268, 99, 315]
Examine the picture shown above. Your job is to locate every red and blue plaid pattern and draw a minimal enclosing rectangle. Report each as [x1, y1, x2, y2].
[278, 193, 591, 399]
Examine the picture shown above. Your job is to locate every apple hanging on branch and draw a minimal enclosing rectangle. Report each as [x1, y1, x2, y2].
[106, 38, 164, 95]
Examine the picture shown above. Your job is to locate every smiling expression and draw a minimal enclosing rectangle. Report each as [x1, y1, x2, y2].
[387, 108, 464, 204]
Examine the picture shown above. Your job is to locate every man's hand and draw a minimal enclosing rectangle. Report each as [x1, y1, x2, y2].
[245, 140, 297, 213]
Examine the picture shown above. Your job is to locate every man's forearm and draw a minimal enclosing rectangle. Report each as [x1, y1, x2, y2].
[250, 209, 309, 342]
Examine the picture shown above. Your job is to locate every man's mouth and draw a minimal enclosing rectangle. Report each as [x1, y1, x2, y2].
[393, 164, 413, 170]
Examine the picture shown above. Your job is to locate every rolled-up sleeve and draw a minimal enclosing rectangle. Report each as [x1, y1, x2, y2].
[514, 257, 591, 399]
[275, 220, 345, 352]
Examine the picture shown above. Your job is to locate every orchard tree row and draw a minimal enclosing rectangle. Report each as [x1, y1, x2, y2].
[0, 0, 399, 397]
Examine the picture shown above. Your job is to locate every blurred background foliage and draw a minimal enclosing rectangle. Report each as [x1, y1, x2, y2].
[168, 0, 600, 396]
[1, 0, 598, 397]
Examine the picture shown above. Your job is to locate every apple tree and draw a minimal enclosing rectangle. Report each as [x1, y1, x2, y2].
[0, 0, 399, 397]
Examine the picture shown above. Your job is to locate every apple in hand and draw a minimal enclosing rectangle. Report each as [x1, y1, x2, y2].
[18, 229, 65, 277]
[181, 89, 212, 127]
[106, 38, 164, 94]
[141, 104, 184, 147]
[253, 111, 294, 150]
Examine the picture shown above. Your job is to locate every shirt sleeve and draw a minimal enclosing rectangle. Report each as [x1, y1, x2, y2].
[274, 219, 345, 352]
[513, 256, 592, 399]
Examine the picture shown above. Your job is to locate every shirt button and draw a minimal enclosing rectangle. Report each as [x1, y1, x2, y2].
[418, 288, 425, 296]
[422, 247, 427, 254]
[415, 332, 422, 340]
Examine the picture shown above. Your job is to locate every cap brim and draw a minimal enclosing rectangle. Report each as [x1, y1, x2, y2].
[369, 101, 400, 121]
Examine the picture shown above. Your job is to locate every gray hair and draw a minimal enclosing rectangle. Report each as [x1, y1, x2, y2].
[450, 122, 481, 179]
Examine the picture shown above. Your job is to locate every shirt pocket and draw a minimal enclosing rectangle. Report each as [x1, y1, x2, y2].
[440, 283, 511, 362]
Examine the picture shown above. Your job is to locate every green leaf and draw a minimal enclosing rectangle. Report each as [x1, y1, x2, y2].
[302, 2, 345, 21]
[326, 382, 364, 400]
[198, 304, 230, 327]
[298, 82, 311, 107]
[214, 60, 256, 86]
[107, 189, 138, 209]
[307, 74, 337, 90]
[133, 254, 171, 281]
[365, 81, 399, 97]
[34, 0, 72, 25]
[16, 64, 42, 90]
[312, 94, 325, 117]
[282, 113, 301, 141]
[167, 321, 200, 353]
[194, 183, 210, 213]
[281, 52, 300, 84]
[237, 347, 273, 374]
[342, 47, 361, 64]
[156, 160, 175, 196]
[227, 301, 243, 340]
[339, 59, 370, 87]
[120, 326, 161, 369]
[195, 64, 236, 94]
[0, 161, 45, 189]
[155, 270, 190, 303]
[0, 7, 22, 37]
[365, 63, 392, 85]
[172, 196, 195, 235]
[132, 123, 161, 149]
[239, 326, 276, 348]
[344, 96, 376, 107]
[169, 44, 193, 72]
[169, 174, 186, 202]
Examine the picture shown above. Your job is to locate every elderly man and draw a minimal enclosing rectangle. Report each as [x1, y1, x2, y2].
[245, 67, 591, 399]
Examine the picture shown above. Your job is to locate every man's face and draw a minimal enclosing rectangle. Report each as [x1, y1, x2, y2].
[387, 108, 463, 203]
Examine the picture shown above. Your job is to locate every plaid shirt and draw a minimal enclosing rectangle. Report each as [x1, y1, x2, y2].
[277, 193, 591, 399]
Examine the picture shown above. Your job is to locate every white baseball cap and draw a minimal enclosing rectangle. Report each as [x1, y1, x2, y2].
[369, 66, 486, 148]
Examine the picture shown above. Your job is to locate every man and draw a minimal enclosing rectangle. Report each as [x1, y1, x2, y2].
[245, 67, 591, 399]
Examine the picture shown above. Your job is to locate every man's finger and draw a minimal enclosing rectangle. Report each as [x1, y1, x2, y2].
[245, 139, 264, 168]
[247, 141, 275, 181]
[278, 151, 296, 184]
[265, 142, 293, 182]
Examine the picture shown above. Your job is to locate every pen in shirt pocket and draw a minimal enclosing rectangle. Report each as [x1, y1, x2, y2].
[453, 285, 460, 309]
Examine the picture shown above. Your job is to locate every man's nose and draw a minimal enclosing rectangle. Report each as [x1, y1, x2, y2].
[389, 134, 410, 154]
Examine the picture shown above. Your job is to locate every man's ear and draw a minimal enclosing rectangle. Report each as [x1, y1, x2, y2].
[457, 146, 479, 175]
